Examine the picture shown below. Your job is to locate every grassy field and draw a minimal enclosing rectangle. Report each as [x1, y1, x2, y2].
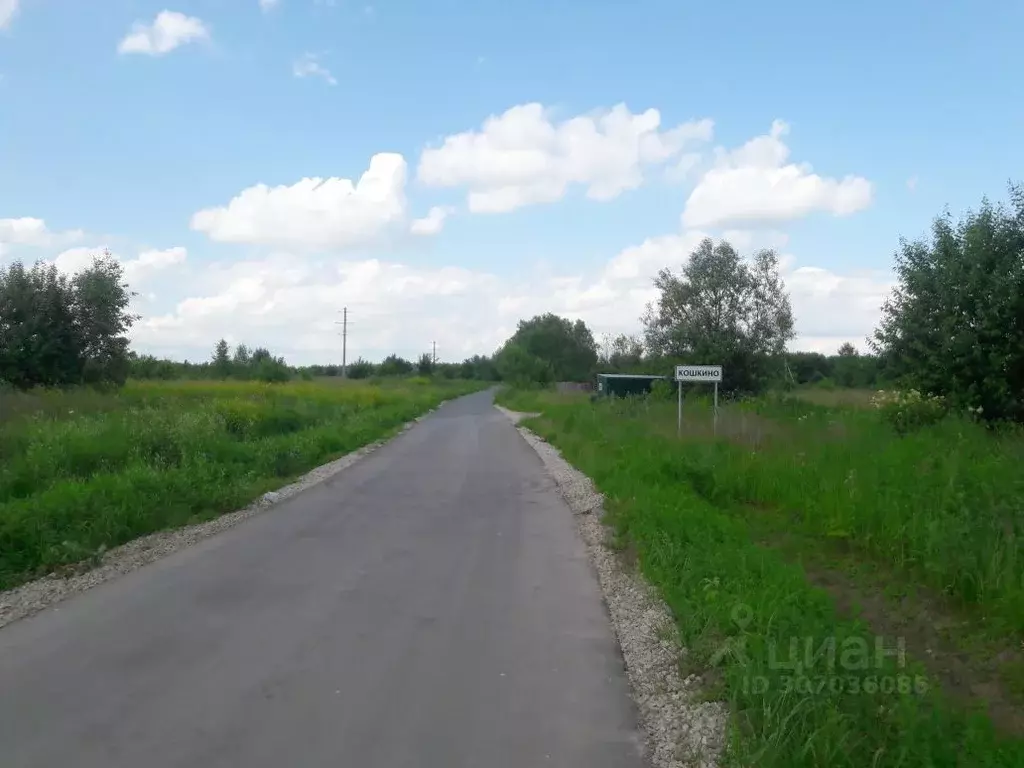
[498, 387, 1024, 767]
[0, 377, 486, 589]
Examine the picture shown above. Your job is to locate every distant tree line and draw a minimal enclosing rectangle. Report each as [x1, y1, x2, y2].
[127, 343, 501, 384]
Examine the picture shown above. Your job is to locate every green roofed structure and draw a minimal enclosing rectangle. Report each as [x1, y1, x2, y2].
[594, 373, 669, 398]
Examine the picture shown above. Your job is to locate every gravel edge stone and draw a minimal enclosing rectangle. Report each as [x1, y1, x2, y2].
[0, 405, 443, 631]
[495, 404, 728, 768]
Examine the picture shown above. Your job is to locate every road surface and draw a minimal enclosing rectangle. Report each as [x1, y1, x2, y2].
[0, 389, 648, 767]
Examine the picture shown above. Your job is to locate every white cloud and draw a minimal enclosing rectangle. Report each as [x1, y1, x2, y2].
[190, 153, 408, 250]
[410, 206, 452, 236]
[417, 103, 714, 213]
[0, 217, 51, 246]
[602, 232, 709, 282]
[259, 0, 280, 11]
[124, 247, 187, 283]
[53, 246, 187, 284]
[118, 11, 210, 56]
[720, 229, 790, 252]
[292, 53, 336, 85]
[53, 246, 105, 275]
[0, 217, 84, 254]
[786, 266, 892, 350]
[0, 0, 18, 30]
[682, 120, 873, 228]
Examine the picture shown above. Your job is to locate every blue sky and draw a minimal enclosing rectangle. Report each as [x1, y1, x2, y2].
[1, 0, 1022, 363]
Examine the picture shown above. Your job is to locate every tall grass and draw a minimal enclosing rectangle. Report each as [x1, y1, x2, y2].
[0, 379, 485, 588]
[672, 396, 1023, 635]
[498, 388, 1024, 766]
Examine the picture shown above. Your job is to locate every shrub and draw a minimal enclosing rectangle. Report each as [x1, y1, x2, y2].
[649, 379, 676, 401]
[870, 388, 947, 434]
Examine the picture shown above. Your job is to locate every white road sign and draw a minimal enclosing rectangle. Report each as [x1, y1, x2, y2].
[675, 365, 722, 382]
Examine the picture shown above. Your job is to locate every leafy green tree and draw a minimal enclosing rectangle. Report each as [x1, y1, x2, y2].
[499, 313, 598, 382]
[836, 342, 857, 357]
[787, 351, 832, 385]
[600, 333, 645, 372]
[348, 359, 371, 378]
[495, 342, 554, 386]
[347, 358, 375, 379]
[0, 252, 137, 389]
[378, 354, 414, 376]
[233, 344, 251, 367]
[642, 238, 795, 394]
[255, 356, 291, 383]
[417, 352, 434, 376]
[872, 183, 1024, 422]
[212, 339, 232, 377]
[250, 347, 273, 366]
[459, 354, 498, 381]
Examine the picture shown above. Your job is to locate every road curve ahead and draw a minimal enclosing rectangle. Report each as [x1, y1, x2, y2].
[0, 389, 648, 768]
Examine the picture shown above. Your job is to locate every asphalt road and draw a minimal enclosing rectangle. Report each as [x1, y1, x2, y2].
[0, 389, 648, 767]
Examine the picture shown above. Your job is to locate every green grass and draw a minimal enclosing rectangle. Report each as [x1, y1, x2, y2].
[497, 387, 1024, 767]
[0, 378, 486, 588]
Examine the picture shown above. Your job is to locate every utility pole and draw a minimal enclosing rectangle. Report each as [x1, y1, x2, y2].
[335, 307, 348, 378]
[432, 340, 437, 366]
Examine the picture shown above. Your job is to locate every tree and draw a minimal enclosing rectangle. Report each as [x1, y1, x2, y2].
[254, 356, 290, 383]
[459, 354, 498, 381]
[378, 354, 413, 377]
[495, 342, 554, 386]
[250, 347, 273, 366]
[0, 252, 137, 389]
[642, 238, 795, 394]
[498, 313, 598, 382]
[233, 344, 251, 367]
[212, 339, 232, 377]
[347, 358, 375, 379]
[417, 352, 434, 376]
[837, 342, 857, 357]
[599, 333, 645, 372]
[70, 254, 138, 385]
[872, 183, 1024, 422]
[788, 351, 832, 385]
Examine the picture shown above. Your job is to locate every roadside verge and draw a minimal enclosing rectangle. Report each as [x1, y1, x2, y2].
[496, 404, 727, 768]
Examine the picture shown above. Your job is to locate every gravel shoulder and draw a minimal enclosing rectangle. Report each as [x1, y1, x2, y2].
[495, 404, 728, 768]
[0, 407, 439, 631]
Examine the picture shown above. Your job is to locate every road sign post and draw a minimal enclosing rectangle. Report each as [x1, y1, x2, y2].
[675, 365, 723, 437]
[677, 376, 682, 437]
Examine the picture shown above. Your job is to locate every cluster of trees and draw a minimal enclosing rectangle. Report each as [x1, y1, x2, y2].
[493, 182, 1022, 423]
[494, 314, 599, 386]
[872, 183, 1023, 422]
[342, 353, 498, 381]
[787, 345, 886, 389]
[211, 340, 291, 382]
[0, 253, 136, 389]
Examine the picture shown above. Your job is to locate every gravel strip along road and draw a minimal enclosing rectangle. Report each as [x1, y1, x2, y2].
[0, 405, 441, 631]
[0, 390, 649, 768]
[495, 405, 728, 768]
